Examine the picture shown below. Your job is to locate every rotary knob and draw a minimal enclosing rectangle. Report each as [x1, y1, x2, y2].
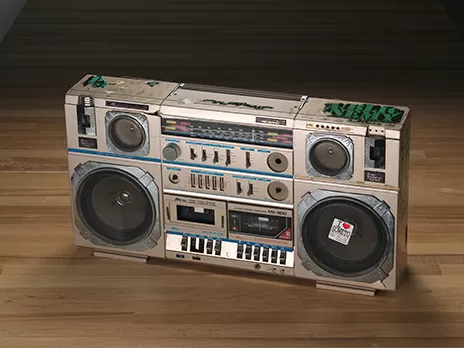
[162, 143, 181, 161]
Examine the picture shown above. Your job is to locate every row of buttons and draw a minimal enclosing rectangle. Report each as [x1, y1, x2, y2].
[237, 244, 287, 265]
[190, 173, 225, 191]
[181, 236, 222, 255]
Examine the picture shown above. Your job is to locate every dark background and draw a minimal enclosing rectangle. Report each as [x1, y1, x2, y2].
[0, 0, 463, 109]
[443, 0, 464, 38]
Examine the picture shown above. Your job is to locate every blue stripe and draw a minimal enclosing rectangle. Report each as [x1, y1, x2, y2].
[167, 230, 293, 252]
[162, 160, 292, 178]
[68, 148, 161, 163]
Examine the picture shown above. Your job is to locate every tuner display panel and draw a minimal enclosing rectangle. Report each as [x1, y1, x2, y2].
[161, 118, 293, 149]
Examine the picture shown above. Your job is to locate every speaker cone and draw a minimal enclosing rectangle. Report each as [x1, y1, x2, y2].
[309, 139, 349, 176]
[108, 115, 145, 152]
[301, 196, 389, 277]
[76, 169, 155, 245]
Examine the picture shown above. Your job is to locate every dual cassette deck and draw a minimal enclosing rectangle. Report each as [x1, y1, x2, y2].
[65, 74, 411, 295]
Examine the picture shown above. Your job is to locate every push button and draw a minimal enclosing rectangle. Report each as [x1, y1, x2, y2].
[271, 249, 278, 263]
[198, 239, 205, 253]
[253, 246, 260, 261]
[181, 236, 188, 251]
[214, 240, 222, 255]
[245, 245, 252, 260]
[206, 239, 213, 254]
[237, 244, 244, 259]
[262, 248, 269, 262]
[279, 251, 287, 265]
[190, 237, 197, 252]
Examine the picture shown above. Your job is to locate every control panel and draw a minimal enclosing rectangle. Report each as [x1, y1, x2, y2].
[161, 137, 293, 177]
[166, 232, 294, 270]
[163, 165, 293, 204]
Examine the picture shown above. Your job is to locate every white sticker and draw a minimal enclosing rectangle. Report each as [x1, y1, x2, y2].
[194, 207, 204, 214]
[328, 218, 355, 246]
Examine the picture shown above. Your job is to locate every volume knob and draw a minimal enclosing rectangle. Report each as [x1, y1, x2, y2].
[163, 143, 181, 161]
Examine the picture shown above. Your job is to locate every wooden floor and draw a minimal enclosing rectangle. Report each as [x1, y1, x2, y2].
[1, 0, 464, 346]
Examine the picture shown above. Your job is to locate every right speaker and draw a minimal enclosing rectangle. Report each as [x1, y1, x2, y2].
[293, 98, 411, 294]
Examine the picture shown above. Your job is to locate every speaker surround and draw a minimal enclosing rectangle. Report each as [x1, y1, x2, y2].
[296, 187, 395, 284]
[305, 133, 354, 181]
[105, 111, 149, 156]
[71, 160, 161, 253]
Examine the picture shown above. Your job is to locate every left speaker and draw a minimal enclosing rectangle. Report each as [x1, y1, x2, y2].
[64, 74, 180, 260]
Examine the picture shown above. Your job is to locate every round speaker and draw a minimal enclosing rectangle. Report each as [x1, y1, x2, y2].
[76, 169, 155, 245]
[108, 115, 145, 152]
[301, 196, 389, 277]
[309, 139, 349, 176]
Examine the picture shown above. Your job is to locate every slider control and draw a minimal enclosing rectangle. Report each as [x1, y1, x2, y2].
[202, 148, 207, 162]
[245, 151, 251, 168]
[236, 182, 242, 195]
[190, 148, 197, 160]
[247, 183, 253, 196]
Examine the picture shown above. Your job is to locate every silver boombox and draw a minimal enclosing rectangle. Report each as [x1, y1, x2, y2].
[64, 74, 411, 296]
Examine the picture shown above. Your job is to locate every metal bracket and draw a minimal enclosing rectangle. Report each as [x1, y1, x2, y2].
[93, 250, 148, 264]
[316, 281, 376, 296]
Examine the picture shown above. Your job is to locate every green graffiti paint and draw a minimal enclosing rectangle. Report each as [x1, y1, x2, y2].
[83, 75, 108, 88]
[323, 103, 404, 124]
[147, 81, 159, 87]
[202, 99, 273, 110]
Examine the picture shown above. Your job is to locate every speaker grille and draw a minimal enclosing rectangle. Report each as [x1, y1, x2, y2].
[309, 139, 349, 176]
[108, 115, 145, 152]
[76, 169, 155, 245]
[301, 196, 389, 277]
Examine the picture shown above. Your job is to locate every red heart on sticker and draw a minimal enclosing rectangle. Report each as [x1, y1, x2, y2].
[342, 222, 351, 230]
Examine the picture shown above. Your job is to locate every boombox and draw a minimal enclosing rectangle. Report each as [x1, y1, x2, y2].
[64, 74, 411, 296]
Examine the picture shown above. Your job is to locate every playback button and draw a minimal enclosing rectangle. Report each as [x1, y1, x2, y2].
[206, 239, 213, 254]
[190, 237, 197, 252]
[198, 239, 205, 253]
[279, 251, 287, 265]
[214, 240, 222, 255]
[271, 249, 278, 264]
[253, 246, 260, 261]
[262, 248, 269, 262]
[181, 236, 188, 251]
[245, 245, 252, 260]
[237, 244, 243, 259]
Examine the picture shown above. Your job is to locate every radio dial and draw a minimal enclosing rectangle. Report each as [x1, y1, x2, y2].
[163, 143, 181, 161]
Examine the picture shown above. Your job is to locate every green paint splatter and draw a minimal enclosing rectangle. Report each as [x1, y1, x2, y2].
[83, 75, 108, 88]
[202, 99, 273, 110]
[147, 81, 159, 87]
[323, 103, 404, 124]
